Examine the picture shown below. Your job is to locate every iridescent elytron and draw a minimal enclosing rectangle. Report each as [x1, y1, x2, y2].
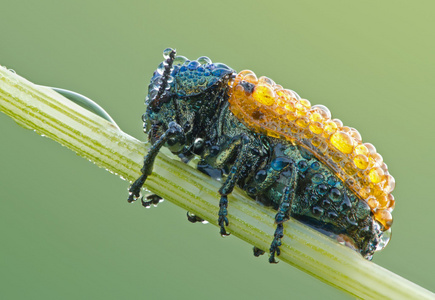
[128, 48, 394, 262]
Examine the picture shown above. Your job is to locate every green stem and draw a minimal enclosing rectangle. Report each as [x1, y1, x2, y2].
[0, 66, 433, 300]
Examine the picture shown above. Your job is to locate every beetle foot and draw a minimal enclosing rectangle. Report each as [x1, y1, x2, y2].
[269, 223, 284, 264]
[141, 194, 162, 208]
[218, 195, 230, 236]
[128, 174, 147, 203]
[253, 246, 265, 257]
[187, 212, 206, 223]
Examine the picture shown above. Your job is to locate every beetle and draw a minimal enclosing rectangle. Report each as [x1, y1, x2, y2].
[128, 48, 394, 262]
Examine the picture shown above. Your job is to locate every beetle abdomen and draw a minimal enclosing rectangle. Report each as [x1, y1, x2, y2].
[227, 70, 395, 231]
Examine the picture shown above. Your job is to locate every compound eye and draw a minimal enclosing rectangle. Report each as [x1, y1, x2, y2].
[149, 93, 171, 112]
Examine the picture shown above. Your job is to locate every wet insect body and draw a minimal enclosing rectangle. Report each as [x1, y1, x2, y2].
[128, 48, 394, 262]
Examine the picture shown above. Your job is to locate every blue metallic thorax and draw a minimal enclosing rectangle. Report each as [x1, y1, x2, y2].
[147, 56, 234, 103]
[171, 62, 233, 97]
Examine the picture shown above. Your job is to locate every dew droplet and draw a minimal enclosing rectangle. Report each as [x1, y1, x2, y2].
[163, 47, 175, 60]
[156, 62, 165, 75]
[330, 131, 354, 154]
[374, 209, 393, 230]
[173, 56, 188, 65]
[311, 173, 324, 184]
[353, 154, 369, 169]
[258, 76, 275, 87]
[328, 188, 342, 202]
[369, 167, 384, 183]
[187, 60, 200, 70]
[311, 104, 331, 119]
[197, 56, 212, 65]
[376, 228, 392, 251]
[253, 84, 275, 106]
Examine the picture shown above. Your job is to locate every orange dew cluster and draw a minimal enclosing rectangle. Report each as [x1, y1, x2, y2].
[228, 70, 395, 230]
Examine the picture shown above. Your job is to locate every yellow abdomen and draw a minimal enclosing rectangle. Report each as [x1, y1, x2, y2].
[228, 70, 394, 230]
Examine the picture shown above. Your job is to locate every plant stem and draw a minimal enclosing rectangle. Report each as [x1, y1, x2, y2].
[0, 66, 433, 300]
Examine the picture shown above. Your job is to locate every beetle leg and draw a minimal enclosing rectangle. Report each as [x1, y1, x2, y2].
[217, 134, 253, 236]
[269, 163, 297, 263]
[217, 195, 230, 236]
[128, 121, 184, 203]
[250, 166, 288, 258]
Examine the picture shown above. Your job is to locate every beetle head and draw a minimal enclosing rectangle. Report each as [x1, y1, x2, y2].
[143, 48, 234, 153]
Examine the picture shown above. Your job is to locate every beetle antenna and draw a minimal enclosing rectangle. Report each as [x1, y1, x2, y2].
[151, 48, 176, 109]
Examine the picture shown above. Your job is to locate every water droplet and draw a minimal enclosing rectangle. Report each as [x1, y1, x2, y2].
[156, 62, 165, 75]
[311, 173, 324, 184]
[173, 56, 188, 65]
[328, 188, 342, 202]
[187, 60, 200, 70]
[297, 160, 308, 172]
[149, 89, 158, 99]
[312, 206, 324, 216]
[327, 176, 338, 186]
[163, 48, 175, 60]
[327, 211, 338, 219]
[355, 201, 370, 219]
[292, 90, 301, 100]
[310, 161, 320, 170]
[255, 170, 267, 182]
[151, 75, 162, 86]
[317, 184, 328, 195]
[197, 56, 212, 65]
[271, 157, 289, 171]
[311, 104, 331, 119]
[193, 138, 204, 150]
[376, 228, 392, 251]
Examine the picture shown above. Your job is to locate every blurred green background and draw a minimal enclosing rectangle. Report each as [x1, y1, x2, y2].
[1, 1, 434, 299]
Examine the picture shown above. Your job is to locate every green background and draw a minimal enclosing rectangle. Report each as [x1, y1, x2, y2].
[1, 1, 434, 299]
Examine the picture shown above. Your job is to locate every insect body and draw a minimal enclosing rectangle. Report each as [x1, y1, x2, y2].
[128, 48, 394, 262]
